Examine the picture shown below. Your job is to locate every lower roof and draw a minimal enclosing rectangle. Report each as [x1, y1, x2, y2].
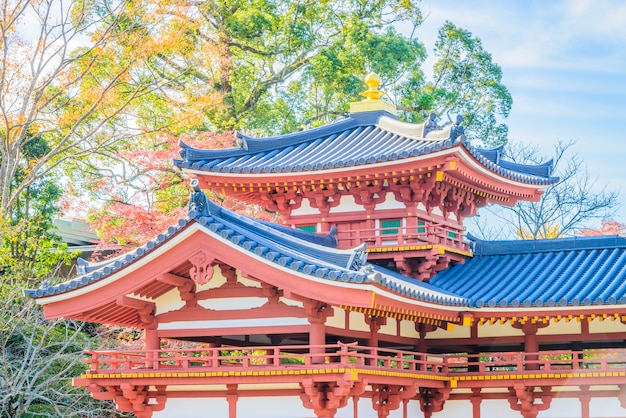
[430, 235, 626, 309]
[26, 189, 626, 315]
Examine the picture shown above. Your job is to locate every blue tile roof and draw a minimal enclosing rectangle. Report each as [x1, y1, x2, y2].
[25, 191, 467, 307]
[430, 235, 626, 308]
[175, 111, 557, 186]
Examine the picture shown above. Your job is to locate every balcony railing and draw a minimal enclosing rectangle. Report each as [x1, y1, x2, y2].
[336, 224, 468, 253]
[84, 343, 626, 377]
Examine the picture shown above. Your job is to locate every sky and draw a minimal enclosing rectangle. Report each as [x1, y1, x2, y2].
[417, 0, 626, 225]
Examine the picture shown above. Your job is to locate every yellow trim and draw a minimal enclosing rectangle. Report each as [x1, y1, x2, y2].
[456, 370, 626, 382]
[366, 244, 473, 257]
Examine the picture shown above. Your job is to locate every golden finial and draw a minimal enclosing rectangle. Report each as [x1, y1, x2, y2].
[349, 72, 396, 115]
[361, 72, 385, 100]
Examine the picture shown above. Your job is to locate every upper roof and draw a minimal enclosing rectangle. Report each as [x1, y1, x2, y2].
[25, 189, 468, 309]
[175, 111, 557, 187]
[429, 235, 626, 309]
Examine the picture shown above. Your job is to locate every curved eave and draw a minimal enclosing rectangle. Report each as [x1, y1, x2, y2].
[184, 145, 557, 195]
[30, 223, 469, 327]
[28, 222, 462, 310]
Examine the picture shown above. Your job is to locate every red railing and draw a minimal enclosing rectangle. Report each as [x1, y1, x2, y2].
[84, 343, 626, 377]
[336, 223, 468, 252]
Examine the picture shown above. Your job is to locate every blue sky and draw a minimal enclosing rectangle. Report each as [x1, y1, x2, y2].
[417, 0, 626, 224]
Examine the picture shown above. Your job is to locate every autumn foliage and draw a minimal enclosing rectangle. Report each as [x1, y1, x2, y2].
[579, 220, 626, 236]
[86, 131, 276, 252]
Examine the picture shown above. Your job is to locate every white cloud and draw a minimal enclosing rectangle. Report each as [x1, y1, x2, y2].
[419, 0, 626, 74]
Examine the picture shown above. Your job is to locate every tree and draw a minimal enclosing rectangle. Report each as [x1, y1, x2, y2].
[579, 220, 626, 236]
[76, 2, 516, 251]
[0, 0, 223, 223]
[0, 286, 124, 418]
[90, 0, 425, 135]
[471, 140, 619, 239]
[398, 21, 512, 147]
[85, 131, 276, 251]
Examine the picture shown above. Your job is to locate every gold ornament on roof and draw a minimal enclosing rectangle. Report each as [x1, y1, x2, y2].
[361, 72, 385, 100]
[349, 72, 396, 115]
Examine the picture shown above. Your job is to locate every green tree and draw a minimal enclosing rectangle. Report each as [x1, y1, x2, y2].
[103, 0, 425, 134]
[398, 21, 512, 147]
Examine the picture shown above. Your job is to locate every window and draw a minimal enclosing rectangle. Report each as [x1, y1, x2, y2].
[381, 219, 401, 235]
[297, 225, 316, 233]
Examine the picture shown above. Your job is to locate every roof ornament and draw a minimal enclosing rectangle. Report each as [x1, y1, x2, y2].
[361, 72, 385, 101]
[449, 114, 465, 142]
[188, 179, 211, 218]
[349, 72, 397, 115]
[423, 112, 438, 136]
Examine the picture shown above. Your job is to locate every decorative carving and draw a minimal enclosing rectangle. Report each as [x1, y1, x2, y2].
[219, 264, 238, 286]
[371, 384, 417, 418]
[87, 384, 167, 418]
[189, 250, 215, 285]
[419, 386, 450, 418]
[365, 315, 387, 332]
[300, 378, 365, 418]
[188, 179, 211, 217]
[304, 299, 333, 323]
[425, 182, 449, 214]
[261, 283, 281, 304]
[116, 296, 157, 328]
[260, 191, 303, 217]
[618, 385, 626, 409]
[508, 384, 552, 418]
[423, 112, 438, 137]
[449, 114, 465, 142]
[353, 184, 386, 212]
[308, 189, 342, 216]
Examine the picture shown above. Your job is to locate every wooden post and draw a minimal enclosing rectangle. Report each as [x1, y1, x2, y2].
[579, 386, 590, 418]
[365, 316, 385, 365]
[305, 300, 331, 364]
[471, 388, 481, 418]
[145, 328, 160, 369]
[518, 322, 548, 371]
[226, 384, 238, 418]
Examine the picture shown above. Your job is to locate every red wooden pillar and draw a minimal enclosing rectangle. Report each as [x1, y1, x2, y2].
[305, 300, 332, 364]
[470, 388, 481, 418]
[365, 316, 385, 365]
[145, 328, 160, 369]
[415, 323, 430, 371]
[579, 386, 590, 418]
[310, 318, 326, 364]
[226, 384, 238, 418]
[521, 322, 546, 371]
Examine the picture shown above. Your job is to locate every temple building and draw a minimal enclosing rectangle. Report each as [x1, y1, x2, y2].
[26, 74, 626, 418]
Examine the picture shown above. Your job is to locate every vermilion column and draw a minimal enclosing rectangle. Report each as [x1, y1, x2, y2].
[470, 388, 481, 418]
[365, 316, 385, 365]
[305, 301, 331, 364]
[145, 328, 160, 368]
[579, 386, 590, 418]
[226, 384, 238, 418]
[309, 317, 326, 364]
[521, 322, 546, 371]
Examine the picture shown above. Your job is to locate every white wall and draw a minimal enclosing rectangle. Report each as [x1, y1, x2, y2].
[153, 394, 626, 418]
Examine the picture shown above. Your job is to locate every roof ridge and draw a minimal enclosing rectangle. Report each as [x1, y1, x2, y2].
[469, 234, 626, 255]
